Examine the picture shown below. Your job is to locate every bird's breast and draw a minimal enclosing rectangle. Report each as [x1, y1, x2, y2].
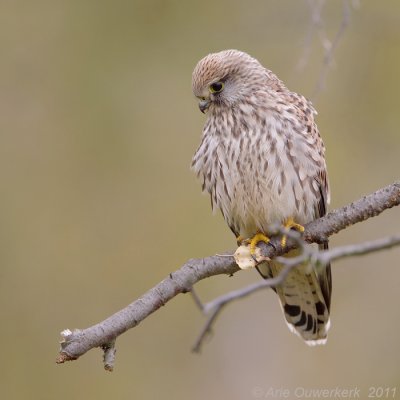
[192, 109, 318, 237]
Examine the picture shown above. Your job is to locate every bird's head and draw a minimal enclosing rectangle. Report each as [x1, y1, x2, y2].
[192, 49, 268, 114]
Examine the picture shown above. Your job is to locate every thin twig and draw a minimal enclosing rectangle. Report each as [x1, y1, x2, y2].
[295, 0, 326, 73]
[102, 341, 116, 372]
[316, 235, 400, 265]
[312, 0, 351, 100]
[190, 287, 205, 313]
[293, 0, 353, 100]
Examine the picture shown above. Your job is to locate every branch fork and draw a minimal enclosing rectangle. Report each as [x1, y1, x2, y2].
[56, 182, 400, 369]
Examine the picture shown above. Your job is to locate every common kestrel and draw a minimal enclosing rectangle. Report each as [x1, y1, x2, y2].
[191, 50, 331, 345]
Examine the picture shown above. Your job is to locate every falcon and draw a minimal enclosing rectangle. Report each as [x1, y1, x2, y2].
[191, 50, 331, 345]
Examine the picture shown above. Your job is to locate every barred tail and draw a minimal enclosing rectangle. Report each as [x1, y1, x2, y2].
[257, 247, 332, 345]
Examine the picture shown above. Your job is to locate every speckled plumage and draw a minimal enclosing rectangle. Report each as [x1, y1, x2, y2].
[191, 50, 332, 345]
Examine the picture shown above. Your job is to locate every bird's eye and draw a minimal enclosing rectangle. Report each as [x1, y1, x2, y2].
[209, 82, 224, 93]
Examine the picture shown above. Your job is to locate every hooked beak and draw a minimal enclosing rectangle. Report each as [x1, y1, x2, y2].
[198, 99, 210, 113]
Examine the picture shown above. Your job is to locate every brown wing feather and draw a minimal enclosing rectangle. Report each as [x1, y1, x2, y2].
[316, 173, 332, 312]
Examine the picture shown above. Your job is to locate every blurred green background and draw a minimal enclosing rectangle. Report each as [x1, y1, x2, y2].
[1, 1, 400, 399]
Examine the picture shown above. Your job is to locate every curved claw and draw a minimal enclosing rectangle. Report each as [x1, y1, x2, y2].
[250, 233, 270, 257]
[281, 218, 305, 247]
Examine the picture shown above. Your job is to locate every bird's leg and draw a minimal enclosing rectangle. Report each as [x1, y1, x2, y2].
[249, 233, 270, 257]
[236, 233, 270, 251]
[281, 217, 305, 247]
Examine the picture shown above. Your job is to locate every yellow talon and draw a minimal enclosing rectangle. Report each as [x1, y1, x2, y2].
[249, 233, 270, 255]
[281, 218, 305, 247]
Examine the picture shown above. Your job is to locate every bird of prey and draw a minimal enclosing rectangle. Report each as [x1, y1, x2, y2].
[191, 50, 331, 345]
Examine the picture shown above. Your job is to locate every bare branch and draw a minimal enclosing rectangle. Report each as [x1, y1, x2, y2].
[304, 182, 400, 243]
[192, 234, 400, 352]
[56, 182, 400, 369]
